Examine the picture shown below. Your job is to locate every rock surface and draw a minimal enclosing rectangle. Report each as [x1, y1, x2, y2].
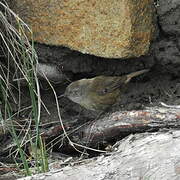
[10, 0, 156, 58]
[153, 0, 180, 67]
[157, 0, 180, 35]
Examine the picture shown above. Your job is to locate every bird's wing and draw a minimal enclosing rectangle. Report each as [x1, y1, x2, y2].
[92, 76, 128, 95]
[103, 76, 128, 93]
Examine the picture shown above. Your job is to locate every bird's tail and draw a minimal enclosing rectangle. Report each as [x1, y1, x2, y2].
[125, 69, 149, 83]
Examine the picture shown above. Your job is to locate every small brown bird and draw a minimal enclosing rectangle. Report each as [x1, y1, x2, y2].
[64, 69, 149, 111]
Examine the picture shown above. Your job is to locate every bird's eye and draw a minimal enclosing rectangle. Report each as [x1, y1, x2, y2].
[102, 88, 108, 94]
[97, 88, 109, 95]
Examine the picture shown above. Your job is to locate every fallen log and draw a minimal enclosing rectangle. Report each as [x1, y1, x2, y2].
[18, 130, 180, 180]
[78, 106, 180, 147]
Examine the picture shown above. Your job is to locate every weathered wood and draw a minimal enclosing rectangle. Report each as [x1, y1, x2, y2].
[77, 107, 180, 147]
[38, 106, 180, 148]
[1, 106, 180, 155]
[18, 130, 180, 180]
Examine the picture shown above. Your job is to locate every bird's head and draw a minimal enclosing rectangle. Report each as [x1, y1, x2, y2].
[64, 79, 90, 104]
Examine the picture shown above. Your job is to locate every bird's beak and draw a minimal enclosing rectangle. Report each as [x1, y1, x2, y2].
[58, 94, 65, 98]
